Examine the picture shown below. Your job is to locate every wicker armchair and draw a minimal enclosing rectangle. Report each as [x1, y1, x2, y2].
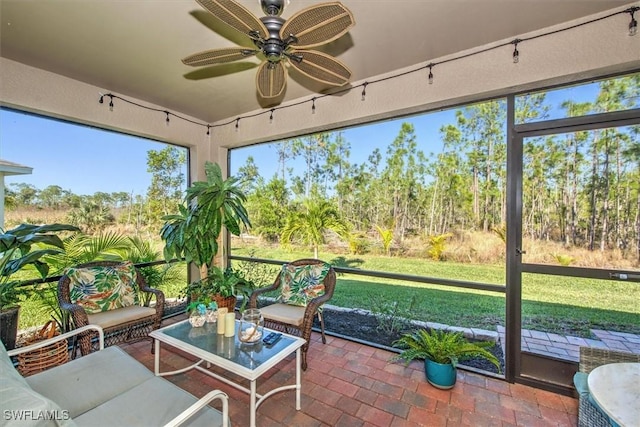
[248, 259, 336, 370]
[576, 347, 640, 427]
[58, 261, 165, 355]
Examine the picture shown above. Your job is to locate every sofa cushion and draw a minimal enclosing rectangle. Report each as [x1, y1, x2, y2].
[0, 341, 76, 427]
[26, 346, 153, 419]
[65, 262, 139, 314]
[73, 377, 228, 427]
[280, 263, 330, 307]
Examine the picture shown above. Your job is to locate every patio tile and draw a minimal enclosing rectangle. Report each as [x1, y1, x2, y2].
[116, 316, 581, 426]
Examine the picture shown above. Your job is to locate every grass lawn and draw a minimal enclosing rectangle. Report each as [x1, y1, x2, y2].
[233, 246, 640, 338]
[13, 245, 639, 339]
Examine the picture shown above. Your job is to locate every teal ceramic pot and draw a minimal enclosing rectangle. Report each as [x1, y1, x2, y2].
[424, 359, 457, 389]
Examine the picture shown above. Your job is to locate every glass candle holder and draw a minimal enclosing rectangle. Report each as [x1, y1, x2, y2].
[188, 311, 206, 328]
[239, 309, 264, 344]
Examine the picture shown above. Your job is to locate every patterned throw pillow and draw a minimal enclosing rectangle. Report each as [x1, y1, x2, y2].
[280, 262, 330, 307]
[66, 262, 140, 314]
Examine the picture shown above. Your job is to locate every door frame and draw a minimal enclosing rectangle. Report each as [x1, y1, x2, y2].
[505, 105, 640, 391]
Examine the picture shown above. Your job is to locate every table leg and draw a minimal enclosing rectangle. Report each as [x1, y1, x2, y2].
[296, 348, 301, 410]
[250, 379, 257, 427]
[154, 339, 160, 375]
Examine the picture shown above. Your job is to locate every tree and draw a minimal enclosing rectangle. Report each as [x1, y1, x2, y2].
[10, 183, 38, 206]
[146, 146, 186, 225]
[281, 199, 350, 259]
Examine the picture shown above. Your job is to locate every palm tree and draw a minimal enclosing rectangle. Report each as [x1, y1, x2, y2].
[281, 199, 350, 259]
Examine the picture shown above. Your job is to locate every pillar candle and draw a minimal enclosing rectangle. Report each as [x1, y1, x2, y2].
[224, 312, 236, 337]
[216, 308, 228, 334]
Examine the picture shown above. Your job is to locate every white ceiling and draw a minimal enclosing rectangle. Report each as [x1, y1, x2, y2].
[1, 0, 635, 124]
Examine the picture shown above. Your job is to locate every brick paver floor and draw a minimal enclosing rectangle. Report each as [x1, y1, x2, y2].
[120, 315, 579, 427]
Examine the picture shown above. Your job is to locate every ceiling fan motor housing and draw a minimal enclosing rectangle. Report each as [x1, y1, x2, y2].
[259, 16, 287, 62]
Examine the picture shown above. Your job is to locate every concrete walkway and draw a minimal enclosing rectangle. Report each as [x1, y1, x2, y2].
[496, 325, 640, 362]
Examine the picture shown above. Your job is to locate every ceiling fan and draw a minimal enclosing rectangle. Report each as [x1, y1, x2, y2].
[182, 0, 355, 100]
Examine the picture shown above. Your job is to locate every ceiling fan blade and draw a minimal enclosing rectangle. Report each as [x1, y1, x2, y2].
[196, 0, 268, 40]
[256, 61, 287, 99]
[182, 47, 257, 66]
[280, 2, 354, 49]
[288, 50, 351, 86]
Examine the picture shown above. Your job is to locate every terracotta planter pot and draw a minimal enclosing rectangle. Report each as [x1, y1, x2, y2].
[424, 359, 457, 389]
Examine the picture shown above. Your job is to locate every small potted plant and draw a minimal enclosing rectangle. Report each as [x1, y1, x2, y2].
[392, 328, 501, 389]
[1, 223, 79, 349]
[183, 266, 254, 312]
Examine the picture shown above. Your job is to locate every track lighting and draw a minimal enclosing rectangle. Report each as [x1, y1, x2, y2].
[512, 39, 520, 64]
[629, 8, 638, 36]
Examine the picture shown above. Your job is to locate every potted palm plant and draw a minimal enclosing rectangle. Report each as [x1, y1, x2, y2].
[161, 162, 252, 312]
[392, 328, 501, 389]
[0, 223, 79, 349]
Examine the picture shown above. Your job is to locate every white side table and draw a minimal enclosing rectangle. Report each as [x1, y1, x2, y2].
[587, 362, 640, 427]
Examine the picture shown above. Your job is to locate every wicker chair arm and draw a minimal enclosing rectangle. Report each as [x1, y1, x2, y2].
[163, 389, 229, 427]
[248, 280, 282, 308]
[7, 325, 105, 357]
[58, 300, 90, 327]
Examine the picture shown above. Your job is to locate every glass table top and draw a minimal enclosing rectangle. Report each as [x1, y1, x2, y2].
[158, 320, 300, 371]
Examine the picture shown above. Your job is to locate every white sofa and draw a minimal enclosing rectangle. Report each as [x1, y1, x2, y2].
[0, 325, 229, 427]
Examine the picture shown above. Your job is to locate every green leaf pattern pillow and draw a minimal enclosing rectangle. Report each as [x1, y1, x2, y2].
[280, 263, 330, 307]
[66, 261, 139, 314]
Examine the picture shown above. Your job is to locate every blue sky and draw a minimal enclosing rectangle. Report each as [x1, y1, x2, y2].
[0, 81, 606, 197]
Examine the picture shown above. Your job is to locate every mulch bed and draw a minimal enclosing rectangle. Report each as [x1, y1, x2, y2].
[313, 306, 505, 374]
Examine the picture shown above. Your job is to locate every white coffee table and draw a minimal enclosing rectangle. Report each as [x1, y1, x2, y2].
[587, 362, 640, 427]
[150, 319, 305, 427]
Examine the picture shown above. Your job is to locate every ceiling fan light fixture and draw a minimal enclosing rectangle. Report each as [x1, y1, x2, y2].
[185, 0, 355, 101]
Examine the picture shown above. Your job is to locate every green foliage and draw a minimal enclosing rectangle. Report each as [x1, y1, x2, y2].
[67, 201, 115, 233]
[125, 236, 184, 305]
[348, 232, 369, 255]
[281, 199, 350, 258]
[375, 224, 394, 256]
[183, 266, 255, 311]
[0, 223, 79, 310]
[392, 329, 500, 371]
[426, 233, 452, 261]
[161, 162, 251, 272]
[232, 251, 279, 289]
[146, 146, 186, 225]
[553, 253, 575, 266]
[367, 294, 417, 335]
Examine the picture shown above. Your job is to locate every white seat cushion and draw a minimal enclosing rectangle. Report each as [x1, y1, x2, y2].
[73, 377, 227, 427]
[87, 305, 156, 329]
[26, 346, 153, 419]
[259, 303, 305, 327]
